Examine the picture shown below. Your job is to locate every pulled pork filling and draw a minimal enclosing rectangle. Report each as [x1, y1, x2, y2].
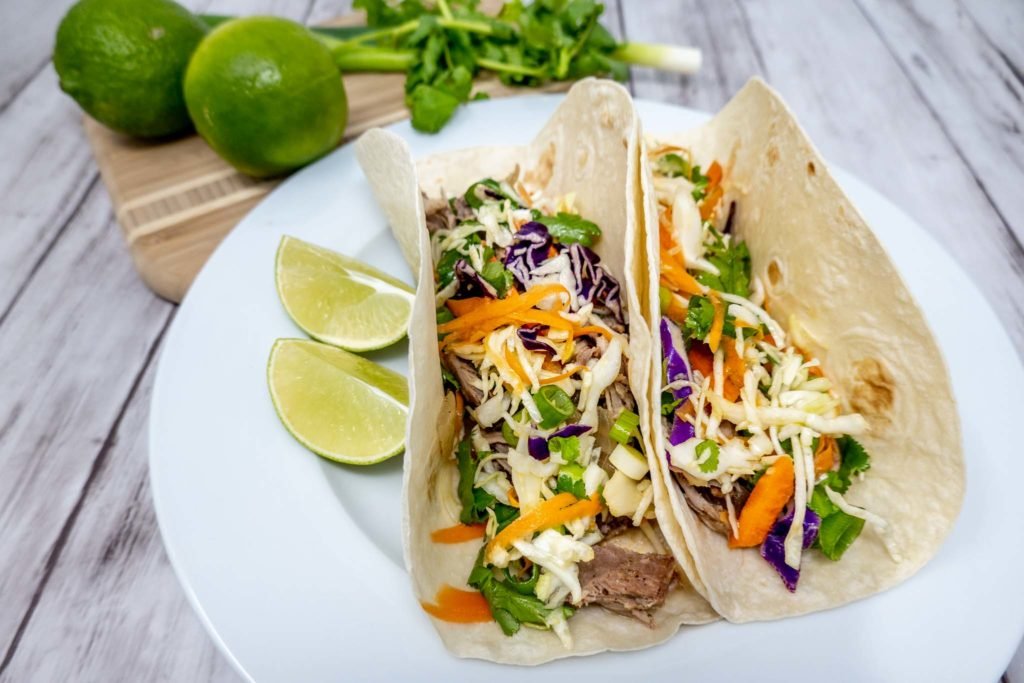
[427, 172, 676, 647]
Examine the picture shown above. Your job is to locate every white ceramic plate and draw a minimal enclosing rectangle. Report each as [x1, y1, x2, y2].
[150, 95, 1024, 683]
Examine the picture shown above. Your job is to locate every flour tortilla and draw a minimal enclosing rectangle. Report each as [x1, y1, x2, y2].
[643, 77, 965, 622]
[355, 79, 715, 664]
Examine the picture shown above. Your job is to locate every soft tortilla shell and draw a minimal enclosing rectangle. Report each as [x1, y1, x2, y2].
[356, 79, 715, 664]
[644, 77, 965, 621]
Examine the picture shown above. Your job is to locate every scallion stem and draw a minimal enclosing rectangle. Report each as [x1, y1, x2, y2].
[333, 48, 416, 72]
[612, 42, 702, 74]
[476, 57, 546, 78]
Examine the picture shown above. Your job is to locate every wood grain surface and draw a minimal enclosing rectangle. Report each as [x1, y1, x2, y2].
[0, 1, 1021, 681]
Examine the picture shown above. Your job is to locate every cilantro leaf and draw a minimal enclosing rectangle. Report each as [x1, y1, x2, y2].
[683, 295, 715, 340]
[695, 439, 720, 473]
[480, 261, 514, 297]
[436, 249, 461, 288]
[696, 240, 751, 297]
[408, 84, 463, 133]
[654, 153, 690, 178]
[456, 439, 510, 525]
[540, 212, 602, 247]
[466, 548, 569, 636]
[816, 510, 866, 561]
[660, 391, 683, 417]
[440, 363, 459, 392]
[809, 437, 872, 561]
[837, 436, 871, 480]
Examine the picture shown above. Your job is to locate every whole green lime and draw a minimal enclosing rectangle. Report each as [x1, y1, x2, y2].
[184, 17, 348, 178]
[54, 0, 207, 138]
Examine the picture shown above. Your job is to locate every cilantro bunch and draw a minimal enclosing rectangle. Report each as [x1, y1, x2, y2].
[332, 0, 700, 132]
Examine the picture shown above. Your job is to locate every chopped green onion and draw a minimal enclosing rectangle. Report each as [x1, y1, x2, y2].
[556, 463, 587, 498]
[436, 306, 454, 325]
[532, 386, 575, 429]
[549, 435, 580, 463]
[503, 562, 540, 596]
[610, 409, 640, 445]
[659, 286, 671, 314]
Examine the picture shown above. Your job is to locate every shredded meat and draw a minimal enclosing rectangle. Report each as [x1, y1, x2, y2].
[578, 544, 676, 626]
[482, 429, 509, 454]
[675, 475, 752, 536]
[604, 369, 635, 417]
[596, 514, 633, 540]
[442, 352, 484, 406]
[574, 336, 600, 366]
[452, 195, 475, 222]
[424, 194, 455, 234]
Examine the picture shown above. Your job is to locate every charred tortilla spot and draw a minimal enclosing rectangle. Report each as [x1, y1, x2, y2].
[526, 142, 556, 190]
[850, 358, 895, 420]
[807, 160, 816, 176]
[766, 258, 784, 288]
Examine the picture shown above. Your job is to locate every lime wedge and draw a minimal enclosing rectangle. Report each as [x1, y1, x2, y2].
[267, 338, 408, 465]
[275, 235, 415, 352]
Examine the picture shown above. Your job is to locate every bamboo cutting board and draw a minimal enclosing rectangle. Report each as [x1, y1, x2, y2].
[84, 13, 568, 302]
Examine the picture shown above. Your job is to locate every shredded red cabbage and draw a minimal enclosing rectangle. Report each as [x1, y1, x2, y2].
[454, 259, 497, 298]
[551, 424, 590, 438]
[517, 325, 556, 354]
[567, 243, 623, 324]
[760, 507, 821, 592]
[527, 436, 549, 460]
[660, 318, 690, 392]
[504, 222, 551, 289]
[661, 318, 694, 447]
[668, 418, 695, 446]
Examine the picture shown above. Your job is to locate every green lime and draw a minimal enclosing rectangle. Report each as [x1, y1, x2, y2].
[54, 0, 207, 138]
[268, 338, 408, 465]
[275, 236, 414, 352]
[184, 17, 348, 178]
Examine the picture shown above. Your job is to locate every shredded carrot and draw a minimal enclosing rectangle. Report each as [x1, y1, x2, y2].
[508, 309, 573, 333]
[724, 337, 749, 387]
[431, 523, 486, 544]
[504, 346, 530, 387]
[814, 436, 836, 476]
[664, 293, 689, 326]
[420, 585, 493, 623]
[438, 284, 568, 333]
[486, 493, 601, 561]
[447, 297, 484, 317]
[539, 365, 583, 386]
[729, 456, 795, 548]
[573, 325, 614, 340]
[687, 343, 714, 380]
[701, 185, 724, 221]
[648, 143, 686, 157]
[707, 293, 725, 353]
[660, 259, 705, 297]
[706, 160, 723, 188]
[507, 488, 519, 508]
[453, 390, 464, 417]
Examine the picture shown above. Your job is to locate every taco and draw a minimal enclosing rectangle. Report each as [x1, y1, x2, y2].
[356, 79, 715, 664]
[643, 77, 964, 621]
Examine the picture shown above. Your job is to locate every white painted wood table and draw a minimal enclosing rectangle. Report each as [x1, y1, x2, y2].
[0, 1, 1021, 680]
